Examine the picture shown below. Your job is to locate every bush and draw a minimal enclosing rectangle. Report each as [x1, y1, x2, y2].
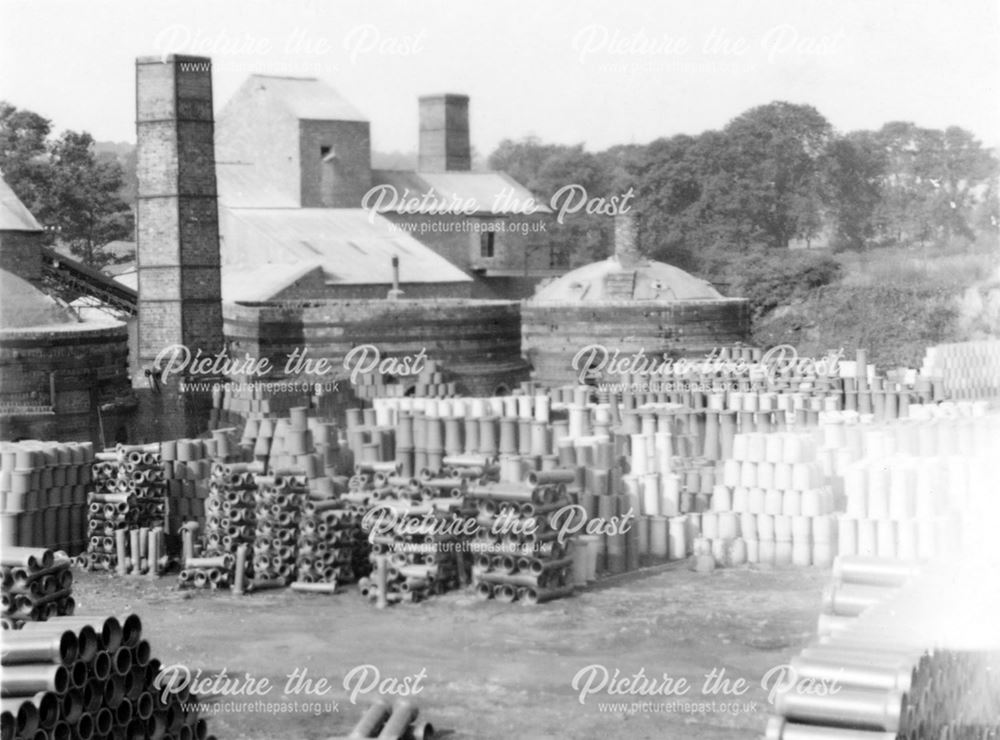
[752, 283, 960, 369]
[724, 249, 842, 320]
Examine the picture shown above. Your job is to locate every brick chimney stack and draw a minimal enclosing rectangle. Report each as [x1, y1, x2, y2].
[418, 94, 471, 172]
[614, 211, 642, 267]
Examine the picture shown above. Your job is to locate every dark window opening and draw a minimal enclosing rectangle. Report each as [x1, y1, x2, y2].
[320, 146, 331, 157]
[480, 231, 495, 258]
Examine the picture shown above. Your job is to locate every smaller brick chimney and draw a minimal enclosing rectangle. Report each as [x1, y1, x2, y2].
[614, 211, 642, 267]
[418, 94, 471, 172]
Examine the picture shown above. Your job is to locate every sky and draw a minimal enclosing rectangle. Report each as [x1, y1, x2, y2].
[1, 0, 998, 154]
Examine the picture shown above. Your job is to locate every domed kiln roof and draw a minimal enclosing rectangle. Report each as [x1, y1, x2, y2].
[531, 256, 723, 302]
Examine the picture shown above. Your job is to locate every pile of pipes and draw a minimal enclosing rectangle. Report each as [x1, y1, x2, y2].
[0, 613, 216, 740]
[194, 461, 261, 590]
[765, 556, 1000, 738]
[86, 445, 167, 572]
[353, 358, 453, 400]
[0, 440, 93, 553]
[812, 404, 998, 561]
[108, 526, 167, 577]
[252, 471, 307, 583]
[340, 700, 432, 740]
[920, 338, 1000, 401]
[468, 472, 577, 605]
[240, 409, 351, 481]
[294, 494, 361, 593]
[693, 431, 836, 568]
[159, 437, 213, 534]
[1, 548, 74, 628]
[361, 462, 468, 606]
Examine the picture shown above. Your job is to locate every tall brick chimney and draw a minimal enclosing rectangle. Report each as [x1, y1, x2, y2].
[614, 211, 642, 267]
[133, 54, 224, 437]
[418, 94, 471, 172]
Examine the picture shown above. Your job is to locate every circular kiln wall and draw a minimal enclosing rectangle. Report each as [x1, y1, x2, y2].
[521, 299, 751, 387]
[0, 325, 133, 443]
[224, 299, 530, 396]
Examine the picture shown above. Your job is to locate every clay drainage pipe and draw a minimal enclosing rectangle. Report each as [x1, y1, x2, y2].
[0, 629, 78, 665]
[348, 700, 392, 738]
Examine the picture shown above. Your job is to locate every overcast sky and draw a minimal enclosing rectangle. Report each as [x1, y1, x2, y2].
[2, 0, 998, 154]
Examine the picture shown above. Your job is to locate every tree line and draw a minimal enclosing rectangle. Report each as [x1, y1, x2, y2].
[489, 101, 999, 277]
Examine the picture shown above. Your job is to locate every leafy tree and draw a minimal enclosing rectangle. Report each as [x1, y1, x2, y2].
[0, 102, 53, 217]
[0, 102, 134, 269]
[823, 133, 886, 251]
[707, 101, 833, 250]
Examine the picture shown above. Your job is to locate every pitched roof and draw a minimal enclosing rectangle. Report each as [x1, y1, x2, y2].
[222, 262, 325, 302]
[219, 207, 471, 287]
[0, 178, 43, 232]
[371, 170, 551, 216]
[240, 75, 368, 122]
[0, 268, 74, 328]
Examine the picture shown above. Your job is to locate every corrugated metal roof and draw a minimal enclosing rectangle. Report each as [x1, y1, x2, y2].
[371, 170, 551, 215]
[243, 75, 368, 122]
[220, 207, 471, 286]
[0, 178, 43, 232]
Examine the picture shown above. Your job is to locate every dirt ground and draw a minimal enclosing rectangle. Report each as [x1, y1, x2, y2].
[68, 564, 829, 740]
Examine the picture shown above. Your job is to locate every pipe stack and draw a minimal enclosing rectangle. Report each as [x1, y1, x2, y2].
[86, 445, 169, 573]
[198, 461, 262, 589]
[0, 440, 93, 554]
[1, 548, 74, 628]
[359, 463, 469, 605]
[1, 613, 216, 740]
[338, 699, 432, 740]
[765, 556, 1000, 738]
[353, 358, 451, 400]
[252, 471, 307, 584]
[159, 438, 213, 535]
[467, 475, 576, 605]
[920, 338, 1000, 401]
[695, 431, 836, 568]
[294, 493, 362, 593]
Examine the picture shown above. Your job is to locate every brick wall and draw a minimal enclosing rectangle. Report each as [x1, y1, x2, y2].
[0, 324, 134, 444]
[223, 298, 529, 395]
[299, 120, 372, 208]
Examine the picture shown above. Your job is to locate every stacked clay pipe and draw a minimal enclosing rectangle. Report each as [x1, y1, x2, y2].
[294, 490, 363, 594]
[466, 464, 579, 606]
[920, 338, 1000, 401]
[251, 471, 306, 585]
[360, 462, 470, 606]
[0, 613, 215, 740]
[692, 431, 836, 568]
[85, 445, 167, 573]
[764, 556, 1000, 738]
[1, 548, 74, 629]
[353, 359, 453, 400]
[814, 404, 998, 561]
[158, 438, 213, 535]
[193, 462, 262, 591]
[0, 441, 93, 554]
